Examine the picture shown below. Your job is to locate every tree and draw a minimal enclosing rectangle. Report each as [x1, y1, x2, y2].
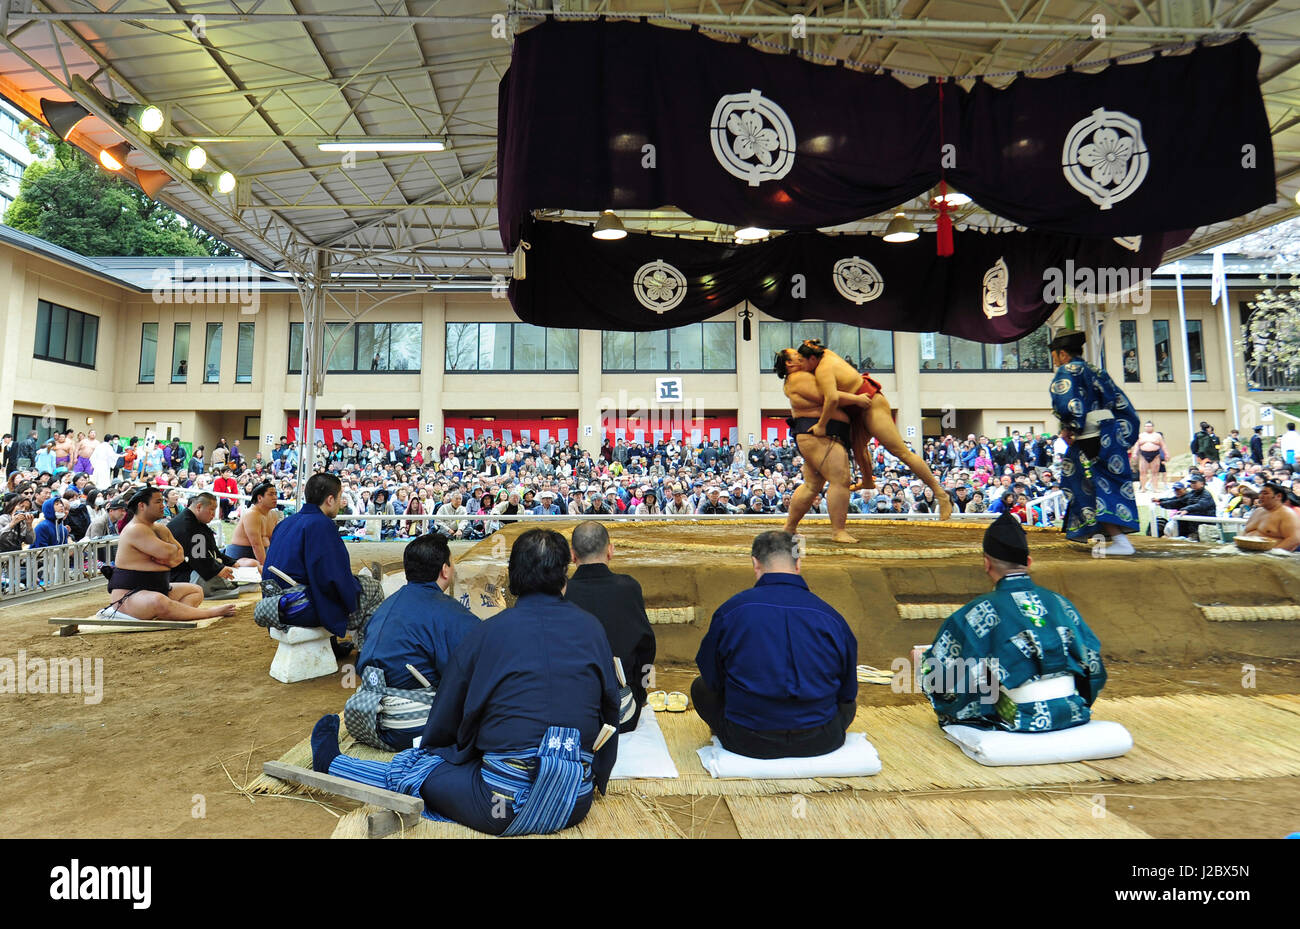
[1242, 274, 1300, 379]
[1233, 217, 1300, 383]
[3, 130, 236, 257]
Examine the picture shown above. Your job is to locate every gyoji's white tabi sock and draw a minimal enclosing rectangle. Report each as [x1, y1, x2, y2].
[1104, 534, 1135, 556]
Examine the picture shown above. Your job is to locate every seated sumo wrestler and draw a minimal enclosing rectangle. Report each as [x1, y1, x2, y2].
[106, 486, 237, 622]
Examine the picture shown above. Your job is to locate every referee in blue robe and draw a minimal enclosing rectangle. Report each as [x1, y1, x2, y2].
[1048, 329, 1141, 555]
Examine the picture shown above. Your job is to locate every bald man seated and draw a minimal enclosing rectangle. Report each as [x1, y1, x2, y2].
[105, 486, 237, 622]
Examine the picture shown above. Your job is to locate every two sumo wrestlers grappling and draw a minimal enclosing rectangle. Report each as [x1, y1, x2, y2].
[777, 339, 951, 543]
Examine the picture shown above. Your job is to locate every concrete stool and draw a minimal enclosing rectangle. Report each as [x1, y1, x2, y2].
[269, 625, 338, 683]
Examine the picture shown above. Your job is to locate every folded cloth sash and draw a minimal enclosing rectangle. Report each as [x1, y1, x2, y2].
[942, 719, 1133, 767]
[1004, 673, 1077, 704]
[696, 732, 882, 779]
[489, 726, 594, 836]
[343, 665, 436, 750]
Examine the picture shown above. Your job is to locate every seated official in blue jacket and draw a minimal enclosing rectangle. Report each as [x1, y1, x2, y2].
[921, 513, 1107, 731]
[692, 530, 859, 759]
[264, 472, 384, 652]
[313, 529, 622, 836]
[345, 533, 479, 749]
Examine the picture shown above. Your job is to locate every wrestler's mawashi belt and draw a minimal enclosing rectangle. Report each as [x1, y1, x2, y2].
[788, 417, 851, 449]
[107, 566, 172, 595]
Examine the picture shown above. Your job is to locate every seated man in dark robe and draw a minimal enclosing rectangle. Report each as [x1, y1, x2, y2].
[311, 529, 621, 836]
[691, 530, 858, 759]
[921, 513, 1107, 731]
[167, 492, 240, 599]
[564, 521, 656, 732]
[346, 533, 479, 749]
[263, 472, 384, 654]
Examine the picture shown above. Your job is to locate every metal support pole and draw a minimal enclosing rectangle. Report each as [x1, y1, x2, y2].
[1217, 257, 1241, 431]
[1175, 265, 1197, 452]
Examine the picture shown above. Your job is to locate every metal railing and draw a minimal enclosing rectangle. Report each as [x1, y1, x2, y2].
[0, 537, 119, 604]
[1246, 362, 1300, 392]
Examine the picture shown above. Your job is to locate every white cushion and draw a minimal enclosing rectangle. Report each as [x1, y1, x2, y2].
[942, 720, 1133, 767]
[610, 708, 678, 779]
[269, 624, 333, 644]
[696, 732, 881, 779]
[230, 566, 262, 584]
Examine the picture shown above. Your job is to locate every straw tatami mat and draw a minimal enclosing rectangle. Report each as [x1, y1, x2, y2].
[1088, 694, 1300, 782]
[330, 794, 681, 839]
[724, 795, 1153, 839]
[252, 694, 1300, 802]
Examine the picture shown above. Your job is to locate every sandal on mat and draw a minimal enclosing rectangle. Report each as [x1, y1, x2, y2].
[646, 691, 668, 712]
[664, 692, 689, 712]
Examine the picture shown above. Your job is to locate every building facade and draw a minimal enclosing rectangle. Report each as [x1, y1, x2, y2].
[0, 229, 1291, 460]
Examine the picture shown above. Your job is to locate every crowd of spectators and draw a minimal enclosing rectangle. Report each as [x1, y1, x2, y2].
[3, 417, 1299, 557]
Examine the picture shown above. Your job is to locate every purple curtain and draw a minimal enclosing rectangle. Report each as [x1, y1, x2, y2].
[498, 20, 1271, 248]
[509, 218, 1188, 342]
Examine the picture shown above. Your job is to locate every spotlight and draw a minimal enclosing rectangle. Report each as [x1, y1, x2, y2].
[931, 188, 972, 207]
[127, 104, 164, 134]
[39, 98, 91, 140]
[883, 211, 918, 243]
[184, 145, 207, 171]
[735, 226, 769, 241]
[592, 210, 627, 241]
[99, 142, 130, 171]
[196, 170, 236, 194]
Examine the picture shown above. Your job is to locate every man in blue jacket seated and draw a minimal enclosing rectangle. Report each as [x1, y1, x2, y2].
[264, 472, 384, 654]
[344, 533, 479, 749]
[312, 528, 621, 836]
[920, 513, 1107, 731]
[691, 530, 859, 759]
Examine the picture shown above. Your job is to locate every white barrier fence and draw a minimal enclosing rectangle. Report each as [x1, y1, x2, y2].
[0, 537, 119, 603]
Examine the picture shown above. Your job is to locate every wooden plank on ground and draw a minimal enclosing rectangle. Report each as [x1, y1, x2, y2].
[366, 809, 425, 838]
[262, 761, 423, 816]
[49, 617, 199, 630]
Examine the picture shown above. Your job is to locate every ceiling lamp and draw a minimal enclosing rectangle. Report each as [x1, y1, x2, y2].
[98, 142, 130, 171]
[121, 103, 164, 134]
[184, 145, 207, 171]
[883, 211, 918, 243]
[931, 187, 972, 207]
[592, 210, 627, 240]
[196, 170, 236, 194]
[735, 226, 769, 241]
[39, 98, 91, 140]
[317, 138, 446, 152]
[135, 169, 173, 198]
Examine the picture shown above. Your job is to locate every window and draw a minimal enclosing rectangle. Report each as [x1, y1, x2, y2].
[0, 151, 24, 182]
[919, 326, 1050, 372]
[34, 300, 97, 368]
[1153, 320, 1173, 382]
[602, 322, 735, 372]
[444, 323, 580, 372]
[1120, 319, 1140, 383]
[760, 321, 893, 372]
[171, 322, 190, 382]
[289, 322, 425, 373]
[204, 322, 222, 383]
[236, 322, 255, 383]
[12, 414, 68, 448]
[139, 323, 158, 383]
[1186, 319, 1207, 382]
